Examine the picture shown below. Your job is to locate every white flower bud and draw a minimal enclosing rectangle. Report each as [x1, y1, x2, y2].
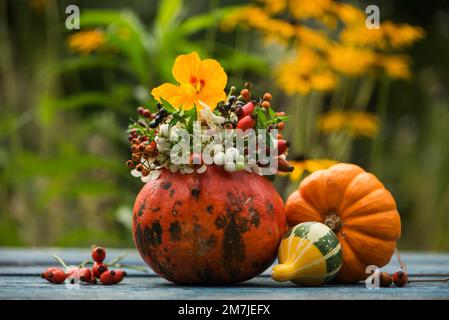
[159, 124, 169, 137]
[213, 144, 224, 155]
[213, 152, 226, 165]
[225, 147, 239, 163]
[224, 162, 236, 172]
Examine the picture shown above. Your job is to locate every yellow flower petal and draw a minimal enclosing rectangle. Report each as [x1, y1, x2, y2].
[151, 83, 181, 105]
[198, 59, 227, 90]
[172, 52, 201, 84]
[304, 159, 338, 172]
[198, 87, 226, 111]
[289, 162, 305, 181]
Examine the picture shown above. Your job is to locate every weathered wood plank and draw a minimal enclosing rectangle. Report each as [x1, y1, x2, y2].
[1, 276, 448, 300]
[1, 248, 449, 276]
[0, 248, 448, 300]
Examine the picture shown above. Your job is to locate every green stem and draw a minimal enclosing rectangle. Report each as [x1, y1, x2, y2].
[106, 251, 127, 266]
[354, 75, 376, 110]
[370, 76, 391, 175]
[52, 254, 68, 270]
[205, 0, 220, 54]
[113, 263, 149, 273]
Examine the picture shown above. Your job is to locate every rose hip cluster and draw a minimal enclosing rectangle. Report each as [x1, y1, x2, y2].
[41, 247, 127, 285]
[375, 270, 408, 287]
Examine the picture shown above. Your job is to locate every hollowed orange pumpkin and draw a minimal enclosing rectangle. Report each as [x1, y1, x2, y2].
[133, 165, 286, 284]
[285, 163, 401, 283]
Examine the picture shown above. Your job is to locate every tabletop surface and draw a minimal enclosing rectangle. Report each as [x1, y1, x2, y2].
[0, 247, 448, 300]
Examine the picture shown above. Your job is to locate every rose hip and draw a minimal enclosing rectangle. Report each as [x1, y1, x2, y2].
[79, 267, 92, 282]
[393, 271, 408, 287]
[100, 270, 115, 285]
[112, 270, 127, 284]
[48, 269, 67, 284]
[92, 262, 108, 278]
[92, 247, 106, 263]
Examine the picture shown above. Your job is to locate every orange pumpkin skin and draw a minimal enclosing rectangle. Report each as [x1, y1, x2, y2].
[285, 163, 401, 283]
[133, 165, 286, 284]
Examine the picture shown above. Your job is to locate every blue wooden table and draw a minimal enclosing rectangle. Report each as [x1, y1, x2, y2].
[0, 248, 448, 300]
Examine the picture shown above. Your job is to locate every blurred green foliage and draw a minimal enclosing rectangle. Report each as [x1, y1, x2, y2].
[1, 0, 449, 250]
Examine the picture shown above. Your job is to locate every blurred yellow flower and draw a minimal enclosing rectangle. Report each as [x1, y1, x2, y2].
[259, 0, 287, 14]
[382, 22, 425, 49]
[297, 27, 332, 51]
[289, 0, 333, 20]
[151, 52, 227, 110]
[68, 30, 105, 55]
[277, 48, 336, 95]
[328, 45, 376, 76]
[278, 158, 338, 181]
[223, 0, 424, 97]
[340, 26, 385, 48]
[318, 111, 379, 138]
[379, 54, 411, 79]
[332, 2, 365, 25]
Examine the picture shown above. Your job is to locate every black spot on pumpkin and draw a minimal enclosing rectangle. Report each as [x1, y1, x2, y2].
[195, 266, 215, 283]
[169, 189, 175, 198]
[134, 222, 173, 280]
[134, 223, 145, 253]
[137, 202, 145, 217]
[191, 188, 200, 199]
[266, 201, 275, 216]
[205, 234, 217, 248]
[151, 207, 161, 213]
[215, 192, 250, 278]
[249, 207, 260, 227]
[206, 205, 214, 214]
[193, 223, 201, 233]
[169, 221, 181, 241]
[145, 221, 163, 247]
[161, 182, 172, 190]
[214, 215, 226, 229]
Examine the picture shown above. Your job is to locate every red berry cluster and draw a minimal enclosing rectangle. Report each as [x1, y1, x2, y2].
[126, 136, 157, 176]
[125, 104, 170, 173]
[217, 84, 292, 172]
[40, 247, 127, 285]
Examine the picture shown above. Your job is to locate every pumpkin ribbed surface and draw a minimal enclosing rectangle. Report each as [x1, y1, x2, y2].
[285, 163, 401, 283]
[132, 165, 286, 284]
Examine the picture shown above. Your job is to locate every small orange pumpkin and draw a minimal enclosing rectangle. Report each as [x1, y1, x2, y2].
[285, 163, 401, 283]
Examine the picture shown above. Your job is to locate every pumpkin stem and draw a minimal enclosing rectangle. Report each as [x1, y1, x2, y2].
[324, 211, 342, 232]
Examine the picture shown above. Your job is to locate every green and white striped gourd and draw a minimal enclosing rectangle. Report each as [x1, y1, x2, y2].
[272, 221, 342, 286]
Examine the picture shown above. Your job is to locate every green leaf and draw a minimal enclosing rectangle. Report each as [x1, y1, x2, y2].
[168, 114, 180, 130]
[160, 97, 177, 114]
[185, 105, 197, 133]
[179, 7, 238, 35]
[277, 116, 291, 122]
[155, 0, 183, 33]
[256, 107, 267, 129]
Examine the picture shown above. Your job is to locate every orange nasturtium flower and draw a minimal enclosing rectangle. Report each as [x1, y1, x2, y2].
[151, 52, 227, 110]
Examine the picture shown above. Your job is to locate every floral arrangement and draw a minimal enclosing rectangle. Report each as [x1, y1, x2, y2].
[125, 52, 291, 182]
